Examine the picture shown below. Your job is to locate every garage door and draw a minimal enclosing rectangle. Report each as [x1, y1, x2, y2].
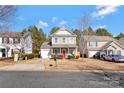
[41, 49, 50, 58]
[89, 51, 98, 57]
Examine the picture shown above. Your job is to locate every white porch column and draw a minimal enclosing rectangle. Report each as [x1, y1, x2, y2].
[51, 48, 53, 55]
[60, 48, 61, 55]
[75, 48, 77, 56]
[68, 48, 69, 55]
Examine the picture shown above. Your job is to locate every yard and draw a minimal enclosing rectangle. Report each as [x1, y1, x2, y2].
[0, 58, 40, 68]
[43, 58, 124, 72]
[0, 58, 124, 72]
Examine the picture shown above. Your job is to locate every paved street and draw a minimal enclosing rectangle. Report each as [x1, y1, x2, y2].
[0, 71, 124, 88]
[0, 58, 124, 88]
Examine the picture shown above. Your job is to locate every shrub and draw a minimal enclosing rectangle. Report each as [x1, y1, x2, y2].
[68, 55, 75, 59]
[75, 56, 79, 59]
[51, 54, 63, 59]
[68, 55, 79, 59]
[33, 53, 40, 58]
[25, 54, 34, 59]
[18, 53, 34, 60]
[18, 53, 26, 60]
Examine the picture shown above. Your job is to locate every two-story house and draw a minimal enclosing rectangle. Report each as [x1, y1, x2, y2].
[0, 32, 32, 58]
[41, 28, 78, 58]
[0, 32, 22, 57]
[79, 35, 124, 58]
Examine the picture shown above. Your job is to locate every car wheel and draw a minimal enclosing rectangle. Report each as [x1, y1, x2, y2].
[103, 57, 106, 61]
[112, 59, 115, 62]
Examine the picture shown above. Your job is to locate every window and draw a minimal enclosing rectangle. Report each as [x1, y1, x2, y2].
[2, 37, 9, 44]
[70, 37, 74, 43]
[69, 48, 75, 54]
[7, 37, 9, 43]
[54, 37, 58, 43]
[89, 41, 97, 47]
[62, 37, 65, 43]
[13, 38, 20, 44]
[53, 49, 60, 54]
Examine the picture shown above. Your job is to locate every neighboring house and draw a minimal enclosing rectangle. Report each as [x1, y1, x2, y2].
[20, 32, 32, 54]
[0, 32, 32, 58]
[79, 35, 124, 57]
[119, 38, 124, 46]
[0, 32, 22, 57]
[40, 27, 78, 58]
[40, 42, 51, 58]
[50, 27, 78, 58]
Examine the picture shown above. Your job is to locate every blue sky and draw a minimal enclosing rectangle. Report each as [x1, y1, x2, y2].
[11, 5, 124, 36]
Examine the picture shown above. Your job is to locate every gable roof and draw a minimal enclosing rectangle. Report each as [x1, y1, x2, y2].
[50, 27, 76, 37]
[101, 40, 124, 50]
[41, 42, 51, 49]
[119, 38, 124, 46]
[81, 35, 114, 41]
[0, 32, 22, 38]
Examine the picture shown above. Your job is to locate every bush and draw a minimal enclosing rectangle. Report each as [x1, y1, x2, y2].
[18, 53, 26, 60]
[68, 55, 75, 59]
[68, 55, 79, 59]
[51, 54, 63, 59]
[18, 53, 34, 60]
[25, 54, 34, 59]
[33, 53, 40, 58]
[75, 56, 79, 59]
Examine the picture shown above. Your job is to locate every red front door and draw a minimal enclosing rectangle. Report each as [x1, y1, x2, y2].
[61, 48, 67, 58]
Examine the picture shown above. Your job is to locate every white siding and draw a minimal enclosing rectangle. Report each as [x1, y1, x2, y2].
[0, 50, 2, 57]
[52, 36, 76, 44]
[0, 37, 2, 44]
[41, 49, 51, 58]
[55, 30, 72, 35]
[20, 33, 32, 54]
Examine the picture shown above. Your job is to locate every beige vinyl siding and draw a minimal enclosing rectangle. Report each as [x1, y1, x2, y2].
[52, 36, 76, 45]
[87, 41, 108, 48]
[106, 42, 124, 56]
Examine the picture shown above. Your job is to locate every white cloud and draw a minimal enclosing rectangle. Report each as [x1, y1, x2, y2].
[52, 17, 57, 23]
[37, 20, 49, 29]
[93, 25, 106, 30]
[59, 20, 67, 26]
[92, 5, 120, 18]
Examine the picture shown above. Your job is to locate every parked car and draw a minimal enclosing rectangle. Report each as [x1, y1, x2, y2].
[103, 55, 124, 62]
[93, 52, 100, 59]
[93, 52, 106, 59]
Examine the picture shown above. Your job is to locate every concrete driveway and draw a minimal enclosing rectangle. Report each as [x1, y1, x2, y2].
[0, 58, 44, 71]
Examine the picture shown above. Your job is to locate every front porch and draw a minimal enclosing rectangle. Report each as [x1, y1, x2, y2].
[51, 47, 77, 58]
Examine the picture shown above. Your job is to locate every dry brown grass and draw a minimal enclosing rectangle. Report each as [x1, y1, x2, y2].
[0, 58, 40, 68]
[44, 58, 124, 71]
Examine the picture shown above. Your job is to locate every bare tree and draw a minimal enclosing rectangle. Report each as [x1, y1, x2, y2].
[0, 5, 16, 32]
[0, 5, 16, 20]
[79, 14, 90, 61]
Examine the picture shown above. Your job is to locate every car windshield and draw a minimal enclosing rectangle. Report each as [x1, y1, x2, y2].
[110, 55, 124, 58]
[111, 55, 119, 57]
